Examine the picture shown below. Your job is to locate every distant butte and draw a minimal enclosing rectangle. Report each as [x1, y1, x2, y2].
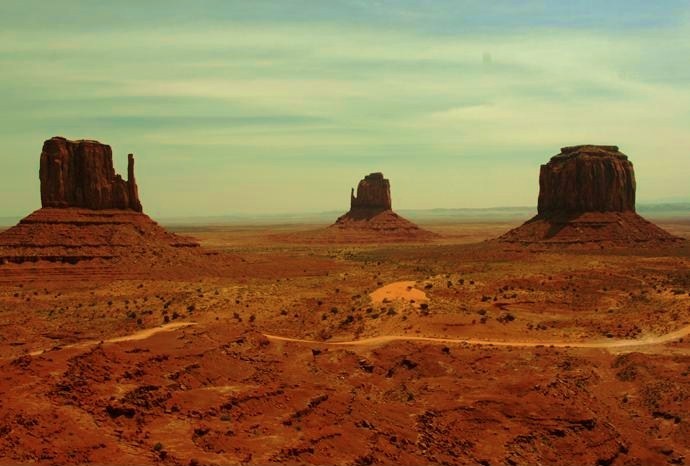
[0, 137, 198, 265]
[499, 145, 682, 247]
[327, 172, 437, 242]
[272, 172, 436, 244]
[350, 172, 392, 212]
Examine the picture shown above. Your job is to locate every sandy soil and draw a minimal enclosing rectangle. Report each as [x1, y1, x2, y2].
[369, 281, 428, 310]
[0, 220, 689, 465]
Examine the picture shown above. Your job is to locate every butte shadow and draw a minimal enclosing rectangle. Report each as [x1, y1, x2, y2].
[278, 172, 438, 244]
[498, 145, 683, 248]
[0, 137, 199, 265]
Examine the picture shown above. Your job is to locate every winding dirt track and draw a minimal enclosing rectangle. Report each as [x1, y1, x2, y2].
[17, 278, 689, 358]
[16, 320, 690, 360]
[264, 323, 690, 351]
[27, 322, 196, 357]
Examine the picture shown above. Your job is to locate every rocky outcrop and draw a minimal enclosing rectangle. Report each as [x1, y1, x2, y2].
[499, 145, 681, 247]
[40, 137, 142, 212]
[350, 172, 392, 211]
[538, 145, 635, 216]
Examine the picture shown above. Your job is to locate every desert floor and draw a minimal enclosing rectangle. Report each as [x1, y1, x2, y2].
[0, 220, 689, 465]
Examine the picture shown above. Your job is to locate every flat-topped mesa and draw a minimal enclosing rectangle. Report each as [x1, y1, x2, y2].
[498, 144, 682, 247]
[40, 136, 143, 212]
[538, 145, 635, 216]
[350, 172, 392, 211]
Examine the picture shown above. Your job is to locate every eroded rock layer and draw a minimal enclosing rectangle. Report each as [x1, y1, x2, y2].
[499, 212, 679, 247]
[40, 137, 142, 212]
[0, 209, 198, 264]
[329, 209, 437, 242]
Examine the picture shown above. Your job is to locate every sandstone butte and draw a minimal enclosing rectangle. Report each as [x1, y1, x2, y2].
[0, 137, 198, 265]
[499, 145, 682, 246]
[328, 172, 437, 242]
[40, 137, 143, 212]
[350, 172, 392, 211]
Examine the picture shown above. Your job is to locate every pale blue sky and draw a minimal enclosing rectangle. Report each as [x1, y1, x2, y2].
[1, 1, 689, 217]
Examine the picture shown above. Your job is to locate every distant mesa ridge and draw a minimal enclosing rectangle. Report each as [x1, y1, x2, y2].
[40, 136, 143, 212]
[500, 145, 682, 246]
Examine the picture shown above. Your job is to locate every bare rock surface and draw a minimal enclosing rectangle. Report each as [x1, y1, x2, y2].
[0, 208, 198, 265]
[350, 172, 392, 211]
[40, 136, 142, 212]
[538, 145, 635, 216]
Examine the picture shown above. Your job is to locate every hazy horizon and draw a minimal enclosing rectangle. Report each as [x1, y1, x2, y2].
[1, 1, 689, 218]
[2, 201, 689, 228]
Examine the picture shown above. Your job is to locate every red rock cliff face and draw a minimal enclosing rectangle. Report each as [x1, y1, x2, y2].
[537, 145, 636, 216]
[39, 137, 143, 212]
[350, 172, 392, 211]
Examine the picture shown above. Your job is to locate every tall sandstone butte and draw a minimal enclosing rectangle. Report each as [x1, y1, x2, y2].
[500, 145, 680, 246]
[325, 172, 436, 242]
[350, 172, 392, 211]
[40, 136, 143, 212]
[279, 172, 436, 243]
[537, 145, 636, 216]
[0, 136, 197, 265]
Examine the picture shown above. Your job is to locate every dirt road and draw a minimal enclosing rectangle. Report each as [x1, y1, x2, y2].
[27, 321, 196, 357]
[264, 323, 690, 351]
[17, 319, 690, 360]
